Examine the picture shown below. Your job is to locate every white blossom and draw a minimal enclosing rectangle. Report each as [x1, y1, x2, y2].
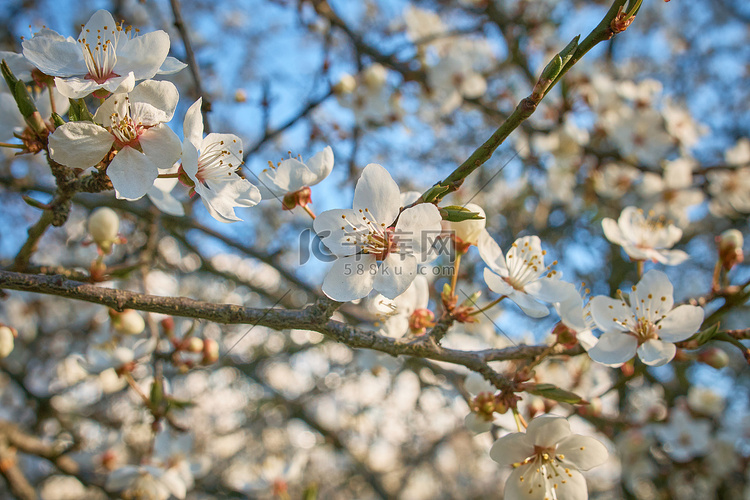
[370, 274, 432, 338]
[602, 206, 688, 265]
[653, 408, 712, 462]
[106, 464, 187, 500]
[490, 416, 608, 500]
[588, 270, 704, 367]
[258, 145, 334, 203]
[22, 10, 185, 99]
[181, 98, 261, 222]
[314, 163, 442, 301]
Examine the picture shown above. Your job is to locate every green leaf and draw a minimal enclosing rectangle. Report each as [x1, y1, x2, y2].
[527, 383, 587, 405]
[13, 81, 38, 119]
[68, 98, 94, 122]
[1, 59, 19, 91]
[167, 397, 196, 410]
[303, 484, 319, 500]
[51, 112, 66, 128]
[440, 205, 485, 222]
[693, 323, 720, 345]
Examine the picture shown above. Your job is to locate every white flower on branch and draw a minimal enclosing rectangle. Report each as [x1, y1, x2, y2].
[314, 163, 442, 301]
[180, 98, 261, 222]
[258, 146, 334, 209]
[48, 80, 182, 200]
[106, 464, 187, 500]
[490, 416, 608, 500]
[370, 274, 433, 338]
[653, 407, 712, 463]
[478, 232, 577, 318]
[587, 270, 704, 367]
[22, 10, 185, 99]
[602, 206, 688, 265]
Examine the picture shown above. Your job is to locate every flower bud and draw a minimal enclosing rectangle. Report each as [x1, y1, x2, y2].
[697, 347, 730, 369]
[282, 186, 313, 210]
[110, 309, 145, 335]
[202, 338, 219, 364]
[333, 73, 356, 95]
[87, 207, 120, 254]
[552, 321, 577, 349]
[0, 326, 15, 358]
[363, 63, 387, 89]
[717, 229, 744, 271]
[187, 337, 204, 353]
[234, 89, 247, 103]
[442, 203, 486, 253]
[408, 308, 435, 334]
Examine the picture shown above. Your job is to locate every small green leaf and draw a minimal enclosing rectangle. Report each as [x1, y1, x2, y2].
[1, 59, 19, 90]
[527, 383, 587, 405]
[166, 397, 196, 410]
[68, 98, 94, 122]
[13, 81, 38, 119]
[558, 35, 580, 67]
[51, 112, 65, 128]
[693, 323, 720, 345]
[440, 205, 485, 222]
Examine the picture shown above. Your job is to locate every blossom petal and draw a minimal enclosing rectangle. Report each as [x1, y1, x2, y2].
[313, 209, 363, 257]
[509, 290, 550, 318]
[656, 305, 704, 342]
[148, 178, 185, 216]
[199, 177, 261, 222]
[322, 255, 377, 302]
[395, 203, 443, 262]
[489, 432, 533, 467]
[158, 56, 187, 75]
[139, 125, 183, 170]
[483, 268, 515, 296]
[353, 163, 400, 226]
[465, 412, 493, 434]
[116, 30, 171, 80]
[305, 145, 334, 185]
[557, 435, 609, 471]
[527, 416, 571, 447]
[637, 339, 677, 366]
[525, 278, 577, 304]
[183, 98, 204, 146]
[373, 253, 417, 300]
[268, 158, 317, 192]
[587, 331, 637, 367]
[412, 275, 430, 310]
[130, 80, 179, 124]
[660, 249, 689, 265]
[589, 296, 633, 333]
[53, 76, 103, 99]
[478, 230, 508, 276]
[48, 122, 113, 168]
[107, 146, 158, 200]
[601, 216, 625, 246]
[630, 269, 673, 323]
[22, 30, 86, 77]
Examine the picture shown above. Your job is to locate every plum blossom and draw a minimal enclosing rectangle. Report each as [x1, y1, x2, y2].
[106, 464, 187, 500]
[335, 64, 403, 127]
[653, 408, 712, 462]
[258, 146, 333, 209]
[81, 335, 156, 375]
[371, 274, 433, 338]
[602, 206, 688, 265]
[490, 416, 608, 500]
[638, 158, 704, 227]
[554, 290, 599, 351]
[22, 10, 185, 99]
[148, 165, 186, 216]
[313, 163, 442, 301]
[478, 232, 577, 318]
[464, 372, 496, 434]
[181, 98, 261, 222]
[48, 80, 182, 200]
[426, 38, 492, 115]
[587, 270, 704, 367]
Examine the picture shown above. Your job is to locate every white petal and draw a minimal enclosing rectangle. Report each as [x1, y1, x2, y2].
[313, 209, 363, 257]
[395, 203, 443, 262]
[130, 80, 179, 124]
[557, 435, 609, 471]
[556, 294, 587, 332]
[148, 178, 185, 216]
[412, 275, 430, 310]
[527, 416, 571, 447]
[353, 163, 401, 226]
[183, 98, 204, 146]
[158, 56, 188, 75]
[587, 331, 637, 367]
[100, 73, 136, 95]
[48, 122, 113, 168]
[465, 412, 493, 434]
[305, 145, 334, 184]
[589, 296, 633, 333]
[140, 125, 183, 170]
[22, 31, 86, 77]
[509, 290, 550, 318]
[637, 339, 676, 366]
[483, 268, 515, 296]
[116, 30, 171, 80]
[478, 230, 508, 276]
[630, 269, 673, 323]
[601, 217, 625, 246]
[108, 146, 158, 200]
[374, 253, 418, 300]
[656, 304, 704, 342]
[659, 249, 689, 265]
[526, 278, 578, 304]
[489, 432, 534, 467]
[198, 177, 261, 222]
[322, 255, 377, 302]
[465, 372, 494, 395]
[160, 469, 187, 499]
[105, 465, 141, 491]
[267, 158, 317, 192]
[54, 76, 102, 99]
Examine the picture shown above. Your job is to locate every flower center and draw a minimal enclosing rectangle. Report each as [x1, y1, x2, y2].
[108, 97, 143, 147]
[513, 446, 575, 499]
[78, 23, 132, 84]
[196, 140, 241, 185]
[505, 241, 557, 290]
[340, 210, 393, 260]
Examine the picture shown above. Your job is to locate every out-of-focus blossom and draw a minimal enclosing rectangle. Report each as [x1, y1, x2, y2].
[687, 386, 725, 417]
[652, 408, 712, 462]
[478, 233, 577, 318]
[106, 464, 187, 499]
[181, 98, 261, 222]
[81, 335, 156, 374]
[22, 10, 185, 98]
[0, 326, 15, 358]
[463, 372, 496, 434]
[426, 39, 492, 114]
[592, 163, 642, 199]
[490, 416, 608, 500]
[602, 206, 688, 265]
[639, 158, 704, 226]
[314, 163, 442, 301]
[336, 64, 403, 127]
[662, 99, 707, 150]
[588, 270, 704, 367]
[87, 207, 120, 253]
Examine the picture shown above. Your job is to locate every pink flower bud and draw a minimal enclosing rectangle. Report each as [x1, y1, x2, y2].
[202, 338, 219, 364]
[717, 229, 744, 271]
[697, 347, 730, 369]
